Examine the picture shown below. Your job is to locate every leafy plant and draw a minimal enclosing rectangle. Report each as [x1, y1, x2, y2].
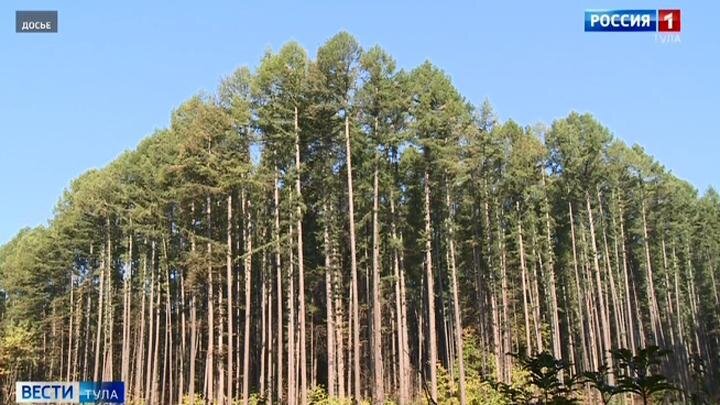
[582, 365, 618, 404]
[510, 351, 580, 404]
[610, 346, 677, 405]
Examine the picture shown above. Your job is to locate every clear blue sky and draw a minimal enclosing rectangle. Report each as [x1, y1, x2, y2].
[1, 1, 718, 244]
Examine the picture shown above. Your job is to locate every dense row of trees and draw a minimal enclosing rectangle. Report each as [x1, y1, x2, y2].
[1, 32, 719, 404]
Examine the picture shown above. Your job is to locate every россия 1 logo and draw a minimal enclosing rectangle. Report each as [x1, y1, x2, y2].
[658, 9, 681, 32]
[585, 9, 681, 32]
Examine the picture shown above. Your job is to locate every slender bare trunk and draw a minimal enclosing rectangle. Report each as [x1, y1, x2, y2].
[161, 238, 173, 405]
[423, 168, 438, 402]
[616, 196, 636, 354]
[227, 194, 234, 403]
[335, 266, 346, 399]
[288, 226, 297, 405]
[295, 106, 308, 405]
[586, 194, 614, 382]
[530, 239, 543, 353]
[179, 262, 187, 404]
[641, 199, 664, 345]
[390, 191, 410, 404]
[371, 156, 385, 403]
[206, 196, 215, 404]
[498, 208, 512, 383]
[274, 169, 284, 403]
[121, 235, 132, 386]
[151, 251, 161, 404]
[145, 244, 156, 402]
[518, 203, 532, 355]
[569, 203, 589, 371]
[66, 274, 75, 381]
[83, 288, 91, 381]
[93, 246, 106, 382]
[485, 194, 504, 382]
[596, 190, 622, 357]
[323, 207, 336, 397]
[104, 222, 114, 382]
[344, 114, 362, 403]
[187, 203, 197, 402]
[260, 249, 268, 398]
[447, 188, 466, 405]
[541, 171, 562, 361]
[243, 196, 253, 405]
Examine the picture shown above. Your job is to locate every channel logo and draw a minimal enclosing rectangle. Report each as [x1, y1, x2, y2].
[585, 9, 681, 32]
[15, 381, 125, 403]
[658, 9, 681, 32]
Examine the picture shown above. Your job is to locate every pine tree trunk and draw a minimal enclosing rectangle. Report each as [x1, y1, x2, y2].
[641, 199, 664, 345]
[121, 234, 132, 386]
[323, 208, 336, 398]
[288, 225, 297, 405]
[518, 203, 532, 355]
[179, 259, 187, 404]
[227, 193, 234, 402]
[390, 191, 410, 404]
[661, 238, 677, 348]
[104, 220, 114, 382]
[267, 248, 274, 401]
[482, 190, 505, 383]
[206, 196, 215, 404]
[188, 203, 197, 402]
[274, 169, 284, 404]
[371, 156, 385, 403]
[51, 305, 56, 379]
[447, 188, 467, 405]
[684, 241, 702, 359]
[596, 190, 622, 358]
[579, 211, 600, 371]
[66, 273, 75, 381]
[609, 192, 627, 350]
[93, 244, 105, 383]
[145, 244, 155, 403]
[586, 194, 614, 381]
[295, 106, 308, 405]
[616, 196, 636, 354]
[151, 251, 161, 404]
[530, 237, 543, 353]
[236, 213, 243, 399]
[161, 238, 173, 404]
[335, 265, 346, 399]
[344, 114, 362, 403]
[423, 168, 438, 402]
[260, 248, 268, 398]
[541, 171, 562, 362]
[498, 208, 512, 383]
[243, 196, 253, 405]
[671, 245, 685, 346]
[569, 202, 589, 372]
[83, 290, 91, 381]
[134, 252, 146, 401]
[72, 285, 81, 381]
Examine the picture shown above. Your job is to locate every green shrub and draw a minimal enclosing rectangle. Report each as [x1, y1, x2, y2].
[437, 364, 508, 404]
[181, 393, 204, 405]
[306, 385, 355, 404]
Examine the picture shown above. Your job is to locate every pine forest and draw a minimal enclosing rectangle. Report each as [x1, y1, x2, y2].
[1, 33, 719, 404]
